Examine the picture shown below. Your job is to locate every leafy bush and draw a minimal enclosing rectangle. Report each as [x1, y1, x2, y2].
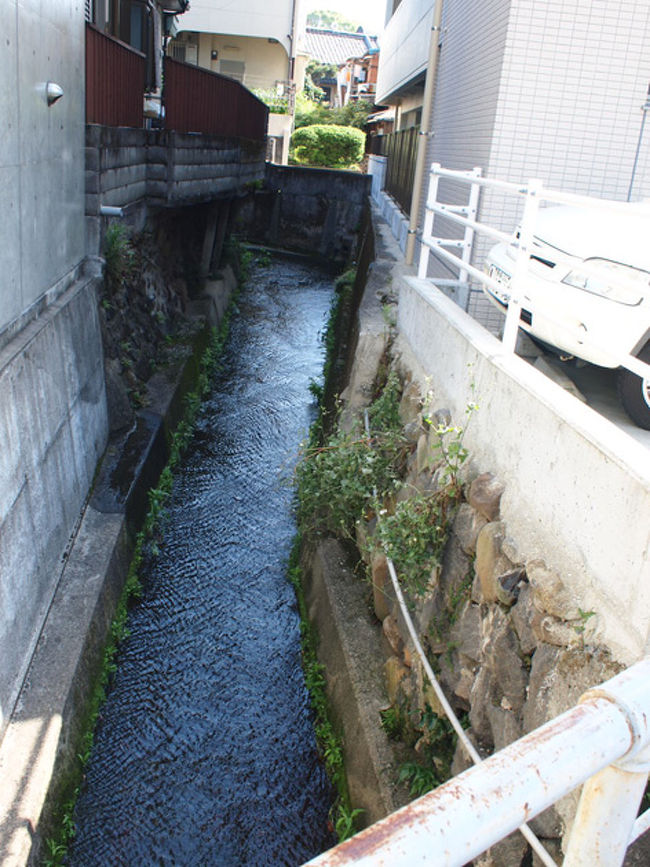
[296, 427, 404, 540]
[252, 87, 289, 114]
[296, 370, 407, 540]
[291, 123, 365, 168]
[294, 94, 371, 130]
[374, 493, 453, 596]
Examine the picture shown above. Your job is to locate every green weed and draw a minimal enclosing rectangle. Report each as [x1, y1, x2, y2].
[374, 492, 455, 597]
[103, 223, 134, 293]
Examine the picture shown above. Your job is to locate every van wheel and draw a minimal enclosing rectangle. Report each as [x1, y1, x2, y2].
[617, 341, 650, 429]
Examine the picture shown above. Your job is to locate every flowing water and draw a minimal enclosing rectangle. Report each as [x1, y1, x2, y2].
[68, 258, 337, 866]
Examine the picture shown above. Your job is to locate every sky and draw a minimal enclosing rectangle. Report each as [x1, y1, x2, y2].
[303, 0, 386, 37]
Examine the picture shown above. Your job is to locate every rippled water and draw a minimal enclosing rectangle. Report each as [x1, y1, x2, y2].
[68, 259, 336, 866]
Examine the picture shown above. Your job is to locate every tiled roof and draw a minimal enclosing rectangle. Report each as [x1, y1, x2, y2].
[304, 28, 379, 65]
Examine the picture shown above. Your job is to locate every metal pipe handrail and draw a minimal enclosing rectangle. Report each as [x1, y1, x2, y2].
[426, 201, 512, 244]
[429, 164, 650, 214]
[304, 653, 650, 866]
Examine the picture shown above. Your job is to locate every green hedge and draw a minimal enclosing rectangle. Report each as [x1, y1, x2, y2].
[291, 124, 365, 168]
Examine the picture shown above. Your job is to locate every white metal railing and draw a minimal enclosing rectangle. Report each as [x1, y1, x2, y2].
[304, 554, 650, 865]
[417, 163, 650, 382]
[299, 412, 650, 866]
[304, 656, 650, 865]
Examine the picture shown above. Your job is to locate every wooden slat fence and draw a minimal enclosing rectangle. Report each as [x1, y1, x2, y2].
[384, 126, 419, 216]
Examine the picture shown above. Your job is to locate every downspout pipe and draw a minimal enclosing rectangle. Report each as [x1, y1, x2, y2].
[405, 0, 444, 266]
[282, 0, 301, 164]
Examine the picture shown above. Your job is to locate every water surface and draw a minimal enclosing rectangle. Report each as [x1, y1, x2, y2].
[68, 258, 336, 865]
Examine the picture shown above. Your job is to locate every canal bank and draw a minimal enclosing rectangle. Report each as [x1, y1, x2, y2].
[0, 284, 234, 865]
[0, 164, 374, 866]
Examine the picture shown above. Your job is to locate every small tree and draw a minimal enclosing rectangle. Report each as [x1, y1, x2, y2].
[291, 124, 365, 169]
[306, 10, 361, 32]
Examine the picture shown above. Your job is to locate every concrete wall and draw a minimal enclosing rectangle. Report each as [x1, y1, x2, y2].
[85, 125, 267, 254]
[178, 0, 302, 59]
[396, 276, 650, 665]
[0, 275, 108, 737]
[238, 165, 372, 263]
[2, 1, 86, 337]
[1, 4, 109, 740]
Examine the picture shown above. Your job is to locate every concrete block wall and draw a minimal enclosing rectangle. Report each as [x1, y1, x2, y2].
[85, 126, 267, 223]
[396, 275, 650, 665]
[0, 275, 108, 738]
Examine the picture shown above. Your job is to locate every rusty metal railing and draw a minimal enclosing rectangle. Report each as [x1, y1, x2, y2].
[304, 658, 650, 865]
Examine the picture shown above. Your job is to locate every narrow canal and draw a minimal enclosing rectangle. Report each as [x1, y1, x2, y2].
[68, 257, 337, 865]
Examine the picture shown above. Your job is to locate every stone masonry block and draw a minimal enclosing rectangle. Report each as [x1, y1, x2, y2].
[371, 553, 393, 622]
[398, 381, 422, 425]
[452, 502, 488, 556]
[475, 521, 511, 602]
[527, 559, 580, 620]
[510, 583, 538, 656]
[468, 472, 505, 521]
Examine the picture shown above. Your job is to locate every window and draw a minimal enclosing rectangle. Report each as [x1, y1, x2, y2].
[219, 60, 245, 83]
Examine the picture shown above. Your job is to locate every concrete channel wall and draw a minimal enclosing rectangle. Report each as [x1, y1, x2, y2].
[396, 276, 650, 665]
[0, 274, 108, 742]
[238, 165, 372, 265]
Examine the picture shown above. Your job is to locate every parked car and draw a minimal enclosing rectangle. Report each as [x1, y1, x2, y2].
[483, 203, 650, 428]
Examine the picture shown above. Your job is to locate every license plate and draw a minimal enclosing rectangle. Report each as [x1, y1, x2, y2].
[487, 264, 511, 304]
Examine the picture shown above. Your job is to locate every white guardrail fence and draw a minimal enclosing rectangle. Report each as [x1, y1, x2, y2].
[304, 656, 650, 866]
[417, 163, 650, 382]
[302, 538, 650, 867]
[299, 167, 650, 866]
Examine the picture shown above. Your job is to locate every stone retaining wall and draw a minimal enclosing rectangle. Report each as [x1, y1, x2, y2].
[313, 210, 650, 863]
[361, 371, 624, 863]
[236, 165, 372, 265]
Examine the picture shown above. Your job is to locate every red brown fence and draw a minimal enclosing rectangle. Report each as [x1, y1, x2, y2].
[163, 57, 269, 141]
[86, 23, 145, 128]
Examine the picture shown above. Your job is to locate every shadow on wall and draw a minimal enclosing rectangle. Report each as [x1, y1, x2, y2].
[234, 164, 372, 266]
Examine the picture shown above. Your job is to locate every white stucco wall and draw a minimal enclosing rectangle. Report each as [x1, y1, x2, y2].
[1, 1, 86, 336]
[375, 0, 432, 104]
[178, 0, 301, 59]
[194, 33, 289, 91]
[397, 276, 650, 666]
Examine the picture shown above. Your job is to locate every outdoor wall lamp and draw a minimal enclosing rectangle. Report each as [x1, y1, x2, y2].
[46, 82, 64, 106]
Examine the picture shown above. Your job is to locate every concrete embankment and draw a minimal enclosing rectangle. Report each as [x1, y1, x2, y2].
[0, 271, 236, 866]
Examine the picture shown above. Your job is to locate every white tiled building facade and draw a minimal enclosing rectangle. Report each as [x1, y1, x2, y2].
[376, 0, 650, 326]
